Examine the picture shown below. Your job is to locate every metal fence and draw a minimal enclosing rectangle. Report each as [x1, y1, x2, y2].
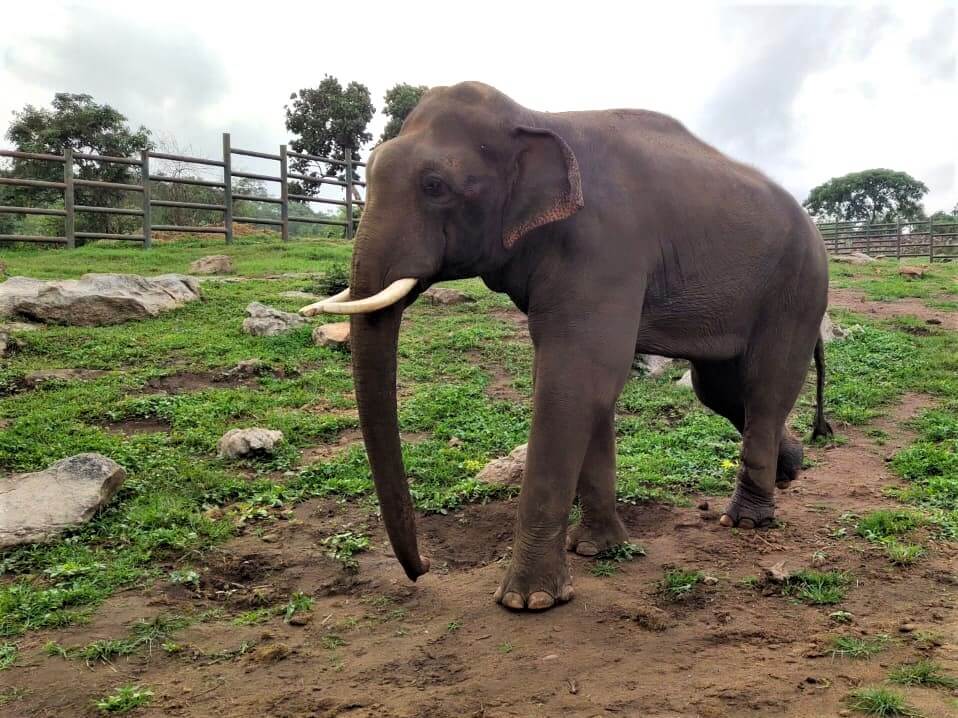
[818, 219, 957, 261]
[0, 133, 365, 248]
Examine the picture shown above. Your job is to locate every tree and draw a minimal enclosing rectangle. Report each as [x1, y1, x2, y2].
[380, 83, 428, 142]
[5, 93, 152, 235]
[803, 169, 928, 223]
[284, 76, 374, 196]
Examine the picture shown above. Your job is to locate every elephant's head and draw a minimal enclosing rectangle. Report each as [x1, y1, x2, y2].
[300, 82, 583, 581]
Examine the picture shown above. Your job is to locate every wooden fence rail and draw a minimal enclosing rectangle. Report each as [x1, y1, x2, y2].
[0, 132, 365, 248]
[818, 219, 958, 261]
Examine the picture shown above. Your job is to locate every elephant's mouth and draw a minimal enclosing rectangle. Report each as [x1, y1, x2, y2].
[299, 277, 419, 317]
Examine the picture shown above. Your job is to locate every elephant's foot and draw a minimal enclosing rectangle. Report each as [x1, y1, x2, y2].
[495, 546, 573, 611]
[719, 476, 776, 529]
[565, 514, 629, 557]
[775, 434, 804, 489]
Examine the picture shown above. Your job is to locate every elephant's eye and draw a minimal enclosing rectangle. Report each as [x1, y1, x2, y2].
[421, 175, 446, 198]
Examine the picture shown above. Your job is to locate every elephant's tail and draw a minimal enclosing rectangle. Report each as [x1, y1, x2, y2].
[811, 336, 833, 441]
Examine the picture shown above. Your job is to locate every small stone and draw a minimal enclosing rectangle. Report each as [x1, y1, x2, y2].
[702, 576, 719, 586]
[697, 500, 710, 511]
[242, 302, 306, 337]
[925, 318, 941, 325]
[541, 653, 559, 661]
[632, 605, 673, 631]
[312, 322, 350, 350]
[261, 533, 280, 543]
[421, 287, 474, 305]
[931, 611, 944, 621]
[189, 255, 235, 275]
[819, 313, 848, 343]
[288, 613, 311, 626]
[839, 710, 851, 716]
[217, 428, 284, 460]
[475, 444, 527, 486]
[448, 437, 464, 448]
[762, 561, 791, 584]
[222, 359, 270, 379]
[899, 623, 916, 633]
[251, 643, 290, 663]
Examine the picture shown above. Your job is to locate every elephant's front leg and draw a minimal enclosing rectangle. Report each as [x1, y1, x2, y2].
[495, 322, 636, 611]
[566, 409, 629, 556]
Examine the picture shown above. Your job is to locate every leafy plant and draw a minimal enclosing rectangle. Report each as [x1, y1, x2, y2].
[0, 642, 16, 670]
[322, 531, 371, 571]
[596, 542, 647, 562]
[283, 592, 314, 623]
[95, 685, 153, 714]
[590, 561, 618, 577]
[661, 568, 704, 600]
[783, 570, 849, 605]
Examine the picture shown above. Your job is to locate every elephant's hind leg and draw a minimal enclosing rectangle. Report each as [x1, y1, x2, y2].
[566, 408, 629, 557]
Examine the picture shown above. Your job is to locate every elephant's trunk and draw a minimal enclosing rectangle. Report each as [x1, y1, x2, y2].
[350, 301, 429, 581]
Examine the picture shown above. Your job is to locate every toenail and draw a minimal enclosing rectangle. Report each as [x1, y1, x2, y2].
[576, 541, 599, 557]
[719, 514, 734, 527]
[527, 592, 555, 610]
[738, 518, 756, 529]
[502, 592, 525, 610]
[558, 585, 575, 602]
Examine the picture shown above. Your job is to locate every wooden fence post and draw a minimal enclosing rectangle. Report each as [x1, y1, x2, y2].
[929, 218, 934, 262]
[141, 149, 152, 249]
[280, 144, 289, 242]
[865, 221, 871, 255]
[222, 132, 233, 245]
[345, 151, 354, 240]
[63, 148, 75, 249]
[895, 218, 901, 259]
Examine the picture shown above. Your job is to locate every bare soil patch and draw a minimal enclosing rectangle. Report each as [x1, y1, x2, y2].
[830, 287, 958, 330]
[6, 394, 956, 718]
[143, 370, 265, 394]
[100, 416, 172, 435]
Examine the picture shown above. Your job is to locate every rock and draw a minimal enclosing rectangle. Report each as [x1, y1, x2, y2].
[633, 354, 673, 378]
[21, 368, 109, 389]
[475, 443, 527, 486]
[676, 370, 693, 389]
[0, 274, 201, 326]
[632, 605, 673, 631]
[762, 560, 791, 584]
[312, 322, 351, 350]
[189, 254, 235, 275]
[287, 613, 311, 626]
[217, 428, 284, 459]
[831, 252, 876, 265]
[819, 313, 848, 343]
[702, 576, 719, 586]
[421, 287, 474, 305]
[250, 643, 290, 663]
[242, 302, 306, 336]
[222, 359, 270, 379]
[899, 622, 916, 633]
[279, 290, 321, 301]
[898, 266, 925, 279]
[448, 437, 464, 448]
[0, 453, 126, 548]
[697, 500, 710, 511]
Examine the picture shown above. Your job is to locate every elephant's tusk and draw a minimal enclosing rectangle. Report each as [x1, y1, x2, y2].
[299, 287, 350, 317]
[301, 278, 417, 316]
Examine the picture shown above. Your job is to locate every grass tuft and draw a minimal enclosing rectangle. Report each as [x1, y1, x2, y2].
[888, 660, 958, 689]
[845, 687, 922, 717]
[829, 634, 889, 659]
[783, 570, 849, 605]
[94, 685, 153, 714]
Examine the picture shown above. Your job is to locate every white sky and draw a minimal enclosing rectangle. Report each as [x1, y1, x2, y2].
[1, 1, 955, 211]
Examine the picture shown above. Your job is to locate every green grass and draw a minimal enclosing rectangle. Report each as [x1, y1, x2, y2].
[94, 684, 153, 714]
[845, 687, 922, 717]
[783, 570, 849, 605]
[661, 568, 704, 600]
[830, 258, 958, 303]
[829, 634, 890, 659]
[856, 510, 922, 541]
[888, 660, 958, 689]
[321, 531, 371, 572]
[883, 540, 925, 565]
[283, 592, 314, 623]
[0, 642, 16, 670]
[590, 561, 618, 577]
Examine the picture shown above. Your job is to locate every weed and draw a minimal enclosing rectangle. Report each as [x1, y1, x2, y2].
[497, 642, 513, 654]
[95, 685, 153, 714]
[597, 542, 647, 562]
[845, 687, 922, 717]
[446, 619, 463, 633]
[856, 510, 922, 541]
[168, 569, 200, 589]
[829, 611, 854, 624]
[883, 540, 925, 565]
[283, 592, 314, 623]
[888, 660, 958, 689]
[0, 687, 29, 706]
[0, 642, 16, 670]
[829, 634, 890, 659]
[661, 568, 704, 600]
[590, 561, 618, 577]
[321, 531, 371, 572]
[321, 634, 346, 650]
[783, 570, 849, 605]
[233, 608, 275, 626]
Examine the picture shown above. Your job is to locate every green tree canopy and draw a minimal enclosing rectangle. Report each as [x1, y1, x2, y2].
[380, 83, 428, 142]
[4, 92, 152, 235]
[803, 169, 928, 223]
[284, 76, 374, 195]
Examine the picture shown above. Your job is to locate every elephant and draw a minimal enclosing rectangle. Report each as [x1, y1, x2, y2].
[301, 81, 832, 612]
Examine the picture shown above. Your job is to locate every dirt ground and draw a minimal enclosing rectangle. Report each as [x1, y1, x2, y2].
[3, 303, 957, 718]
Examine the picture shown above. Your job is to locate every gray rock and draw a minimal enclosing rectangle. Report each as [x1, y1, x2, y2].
[222, 359, 271, 379]
[217, 428, 284, 459]
[21, 368, 109, 389]
[0, 332, 8, 358]
[279, 290, 321, 301]
[421, 287, 474, 305]
[312, 322, 350, 350]
[0, 453, 126, 548]
[820, 313, 847, 343]
[242, 302, 306, 336]
[676, 370, 694, 389]
[189, 254, 235, 275]
[633, 354, 673, 377]
[475, 444, 527, 486]
[831, 252, 876, 265]
[0, 273, 202, 326]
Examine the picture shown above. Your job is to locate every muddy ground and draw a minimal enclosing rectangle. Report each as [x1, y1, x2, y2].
[3, 299, 957, 718]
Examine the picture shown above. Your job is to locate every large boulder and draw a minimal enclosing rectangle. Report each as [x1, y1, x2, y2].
[676, 370, 694, 389]
[189, 254, 235, 275]
[475, 444, 527, 486]
[831, 252, 876, 265]
[242, 302, 306, 336]
[820, 313, 847, 343]
[633, 354, 673, 378]
[421, 287, 474, 306]
[313, 322, 350, 350]
[0, 454, 126, 548]
[0, 274, 202, 326]
[217, 428, 284, 460]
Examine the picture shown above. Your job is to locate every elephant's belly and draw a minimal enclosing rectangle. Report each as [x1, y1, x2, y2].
[635, 300, 752, 362]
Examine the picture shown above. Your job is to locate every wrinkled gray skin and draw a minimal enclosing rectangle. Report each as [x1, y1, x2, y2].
[349, 82, 830, 612]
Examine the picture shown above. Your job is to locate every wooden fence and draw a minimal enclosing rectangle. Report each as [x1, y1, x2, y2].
[0, 133, 365, 248]
[818, 219, 958, 261]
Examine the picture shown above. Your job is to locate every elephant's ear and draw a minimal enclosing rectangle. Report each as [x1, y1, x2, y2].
[502, 126, 584, 249]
